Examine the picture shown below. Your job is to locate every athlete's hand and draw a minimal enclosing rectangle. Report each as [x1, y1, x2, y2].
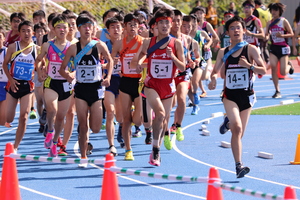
[102, 78, 110, 87]
[203, 45, 210, 52]
[9, 79, 20, 93]
[166, 47, 174, 59]
[136, 64, 143, 74]
[208, 78, 216, 90]
[188, 60, 195, 69]
[38, 71, 47, 82]
[238, 56, 251, 68]
[66, 71, 75, 83]
[245, 30, 252, 36]
[275, 32, 282, 38]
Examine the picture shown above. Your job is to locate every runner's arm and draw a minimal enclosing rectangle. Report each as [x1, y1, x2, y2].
[35, 42, 49, 82]
[172, 39, 186, 72]
[208, 48, 224, 90]
[98, 41, 113, 86]
[276, 19, 294, 39]
[243, 44, 266, 75]
[59, 44, 76, 83]
[292, 26, 300, 55]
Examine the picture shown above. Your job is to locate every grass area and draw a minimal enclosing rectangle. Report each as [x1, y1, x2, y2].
[251, 102, 300, 115]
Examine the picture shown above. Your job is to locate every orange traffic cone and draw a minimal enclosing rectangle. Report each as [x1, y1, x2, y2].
[100, 153, 120, 200]
[284, 186, 298, 200]
[290, 134, 300, 165]
[0, 143, 21, 200]
[206, 167, 223, 200]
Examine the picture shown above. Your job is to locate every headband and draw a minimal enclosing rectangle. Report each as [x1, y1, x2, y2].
[54, 20, 68, 28]
[77, 21, 94, 28]
[155, 17, 172, 23]
[224, 13, 234, 17]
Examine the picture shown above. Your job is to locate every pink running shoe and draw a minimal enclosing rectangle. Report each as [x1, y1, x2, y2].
[148, 151, 161, 166]
[48, 144, 57, 157]
[44, 132, 54, 149]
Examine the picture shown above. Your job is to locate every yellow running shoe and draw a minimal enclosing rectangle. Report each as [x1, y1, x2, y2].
[164, 135, 172, 150]
[125, 150, 134, 161]
[176, 127, 184, 141]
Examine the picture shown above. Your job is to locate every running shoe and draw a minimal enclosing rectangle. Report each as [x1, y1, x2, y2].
[132, 129, 142, 138]
[124, 150, 134, 161]
[187, 100, 193, 107]
[101, 118, 106, 130]
[193, 93, 200, 105]
[288, 61, 294, 75]
[236, 165, 250, 178]
[117, 125, 125, 148]
[44, 131, 54, 149]
[58, 145, 68, 156]
[4, 122, 12, 128]
[29, 109, 37, 119]
[145, 131, 152, 145]
[86, 142, 93, 155]
[164, 135, 172, 150]
[170, 124, 177, 135]
[219, 116, 230, 134]
[38, 124, 44, 133]
[176, 127, 184, 141]
[48, 144, 57, 157]
[109, 145, 118, 156]
[258, 74, 263, 79]
[57, 137, 63, 147]
[43, 124, 48, 137]
[199, 92, 207, 98]
[191, 105, 200, 115]
[78, 157, 88, 168]
[39, 109, 47, 125]
[272, 91, 281, 98]
[149, 151, 161, 166]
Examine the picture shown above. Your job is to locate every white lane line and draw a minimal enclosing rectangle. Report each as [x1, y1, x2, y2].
[73, 142, 205, 199]
[173, 112, 300, 190]
[19, 186, 67, 200]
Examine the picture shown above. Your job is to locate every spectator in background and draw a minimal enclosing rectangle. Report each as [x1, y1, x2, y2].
[205, 0, 218, 29]
[228, 2, 239, 17]
[4, 12, 26, 47]
[195, 0, 201, 7]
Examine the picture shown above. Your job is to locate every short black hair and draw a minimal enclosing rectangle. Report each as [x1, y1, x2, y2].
[76, 14, 94, 28]
[124, 13, 141, 24]
[48, 12, 59, 24]
[254, 0, 262, 6]
[154, 8, 174, 21]
[52, 14, 68, 27]
[268, 3, 285, 16]
[242, 0, 255, 8]
[173, 9, 182, 17]
[10, 12, 26, 22]
[225, 16, 245, 31]
[33, 10, 46, 19]
[189, 6, 206, 15]
[18, 20, 33, 32]
[79, 10, 97, 23]
[102, 8, 120, 22]
[152, 4, 165, 15]
[224, 11, 235, 16]
[34, 22, 47, 32]
[105, 15, 124, 29]
[183, 15, 192, 23]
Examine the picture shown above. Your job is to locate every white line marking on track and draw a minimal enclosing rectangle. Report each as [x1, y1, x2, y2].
[173, 113, 300, 190]
[73, 142, 206, 199]
[19, 186, 67, 200]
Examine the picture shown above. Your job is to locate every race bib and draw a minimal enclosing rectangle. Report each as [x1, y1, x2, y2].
[150, 59, 173, 79]
[76, 64, 102, 83]
[0, 64, 8, 82]
[123, 57, 137, 74]
[271, 31, 285, 44]
[97, 86, 105, 99]
[223, 38, 231, 48]
[281, 46, 290, 55]
[63, 81, 72, 92]
[226, 68, 249, 89]
[244, 34, 255, 44]
[48, 61, 64, 80]
[13, 61, 34, 81]
[113, 60, 121, 75]
[204, 50, 212, 60]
